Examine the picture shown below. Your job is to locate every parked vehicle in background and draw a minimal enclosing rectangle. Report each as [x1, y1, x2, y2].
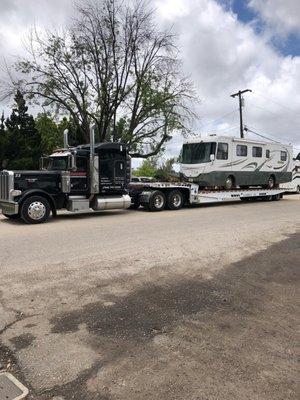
[131, 176, 156, 183]
[280, 153, 300, 193]
[180, 135, 293, 189]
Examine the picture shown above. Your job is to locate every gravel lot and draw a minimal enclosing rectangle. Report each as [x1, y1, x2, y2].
[0, 194, 299, 399]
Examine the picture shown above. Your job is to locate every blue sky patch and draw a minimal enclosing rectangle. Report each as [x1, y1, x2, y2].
[218, 0, 299, 56]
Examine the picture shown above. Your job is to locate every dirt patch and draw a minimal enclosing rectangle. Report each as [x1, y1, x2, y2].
[9, 333, 36, 351]
[44, 233, 299, 399]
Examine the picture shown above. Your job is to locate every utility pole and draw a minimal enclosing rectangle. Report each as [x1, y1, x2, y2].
[230, 89, 252, 138]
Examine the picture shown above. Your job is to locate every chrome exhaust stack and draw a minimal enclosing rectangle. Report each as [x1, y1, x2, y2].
[89, 124, 99, 194]
[63, 129, 69, 148]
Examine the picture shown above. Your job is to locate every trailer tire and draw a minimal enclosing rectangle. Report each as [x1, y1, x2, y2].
[167, 190, 183, 210]
[20, 196, 51, 224]
[297, 185, 300, 194]
[147, 190, 166, 211]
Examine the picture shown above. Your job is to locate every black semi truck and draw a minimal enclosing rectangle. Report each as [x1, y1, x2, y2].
[0, 127, 131, 223]
[0, 126, 286, 224]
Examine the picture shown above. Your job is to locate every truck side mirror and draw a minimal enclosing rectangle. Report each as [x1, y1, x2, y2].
[68, 154, 77, 171]
[210, 154, 215, 162]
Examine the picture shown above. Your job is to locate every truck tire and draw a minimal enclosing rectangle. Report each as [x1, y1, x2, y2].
[167, 190, 183, 210]
[147, 190, 166, 211]
[20, 196, 51, 224]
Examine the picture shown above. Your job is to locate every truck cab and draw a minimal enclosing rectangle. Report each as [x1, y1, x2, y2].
[0, 129, 131, 223]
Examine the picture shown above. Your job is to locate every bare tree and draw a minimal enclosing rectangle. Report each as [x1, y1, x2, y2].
[2, 0, 197, 157]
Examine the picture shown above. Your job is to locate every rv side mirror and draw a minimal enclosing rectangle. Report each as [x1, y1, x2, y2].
[210, 154, 215, 162]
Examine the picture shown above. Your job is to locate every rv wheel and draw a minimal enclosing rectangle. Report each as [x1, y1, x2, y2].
[267, 175, 276, 189]
[225, 176, 235, 190]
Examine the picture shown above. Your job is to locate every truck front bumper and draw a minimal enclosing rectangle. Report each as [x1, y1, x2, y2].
[0, 201, 19, 215]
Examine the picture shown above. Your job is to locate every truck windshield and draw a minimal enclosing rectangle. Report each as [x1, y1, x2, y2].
[181, 142, 216, 164]
[43, 157, 69, 171]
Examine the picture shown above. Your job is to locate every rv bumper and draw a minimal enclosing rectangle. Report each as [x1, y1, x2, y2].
[0, 201, 19, 215]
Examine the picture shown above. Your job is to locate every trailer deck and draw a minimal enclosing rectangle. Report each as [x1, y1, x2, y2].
[129, 182, 285, 211]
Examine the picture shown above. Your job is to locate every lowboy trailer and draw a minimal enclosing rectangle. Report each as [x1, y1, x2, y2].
[129, 182, 284, 212]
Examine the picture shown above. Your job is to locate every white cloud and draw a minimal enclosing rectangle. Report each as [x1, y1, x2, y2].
[248, 0, 300, 37]
[154, 0, 300, 157]
[0, 0, 299, 159]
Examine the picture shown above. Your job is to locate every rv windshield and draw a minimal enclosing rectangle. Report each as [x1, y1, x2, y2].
[181, 142, 216, 164]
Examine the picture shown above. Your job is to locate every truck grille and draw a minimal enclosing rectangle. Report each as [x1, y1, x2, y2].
[0, 171, 14, 201]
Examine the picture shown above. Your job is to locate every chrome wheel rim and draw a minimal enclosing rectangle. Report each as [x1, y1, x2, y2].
[28, 201, 46, 220]
[172, 194, 182, 207]
[225, 178, 232, 189]
[154, 194, 164, 209]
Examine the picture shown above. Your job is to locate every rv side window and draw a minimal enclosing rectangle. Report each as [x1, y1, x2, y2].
[236, 145, 247, 157]
[252, 146, 262, 158]
[217, 143, 228, 160]
[280, 151, 287, 161]
[266, 150, 270, 158]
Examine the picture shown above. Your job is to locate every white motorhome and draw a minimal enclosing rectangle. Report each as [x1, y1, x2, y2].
[280, 153, 300, 193]
[180, 135, 293, 189]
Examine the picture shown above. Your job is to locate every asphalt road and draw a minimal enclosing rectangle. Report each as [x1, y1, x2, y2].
[0, 195, 299, 400]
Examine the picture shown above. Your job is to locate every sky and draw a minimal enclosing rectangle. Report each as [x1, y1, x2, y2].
[0, 0, 299, 161]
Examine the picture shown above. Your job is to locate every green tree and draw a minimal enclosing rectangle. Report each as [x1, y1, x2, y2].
[6, 0, 196, 158]
[5, 90, 41, 169]
[35, 113, 63, 155]
[135, 157, 158, 177]
[154, 157, 177, 181]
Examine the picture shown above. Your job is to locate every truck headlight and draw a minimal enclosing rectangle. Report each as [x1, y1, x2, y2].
[10, 189, 22, 197]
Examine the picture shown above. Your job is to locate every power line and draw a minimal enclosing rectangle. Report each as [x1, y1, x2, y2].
[253, 91, 296, 114]
[199, 108, 239, 130]
[244, 126, 280, 143]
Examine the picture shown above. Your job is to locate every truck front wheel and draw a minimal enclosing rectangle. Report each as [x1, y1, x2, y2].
[20, 196, 51, 224]
[167, 190, 183, 210]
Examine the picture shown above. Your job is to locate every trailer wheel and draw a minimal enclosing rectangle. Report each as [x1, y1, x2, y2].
[167, 190, 183, 210]
[147, 190, 166, 211]
[20, 196, 51, 224]
[297, 185, 300, 194]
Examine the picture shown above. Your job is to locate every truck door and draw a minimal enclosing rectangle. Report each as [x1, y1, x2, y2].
[114, 159, 126, 189]
[70, 156, 88, 194]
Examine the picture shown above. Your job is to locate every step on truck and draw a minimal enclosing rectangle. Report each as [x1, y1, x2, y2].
[0, 127, 287, 224]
